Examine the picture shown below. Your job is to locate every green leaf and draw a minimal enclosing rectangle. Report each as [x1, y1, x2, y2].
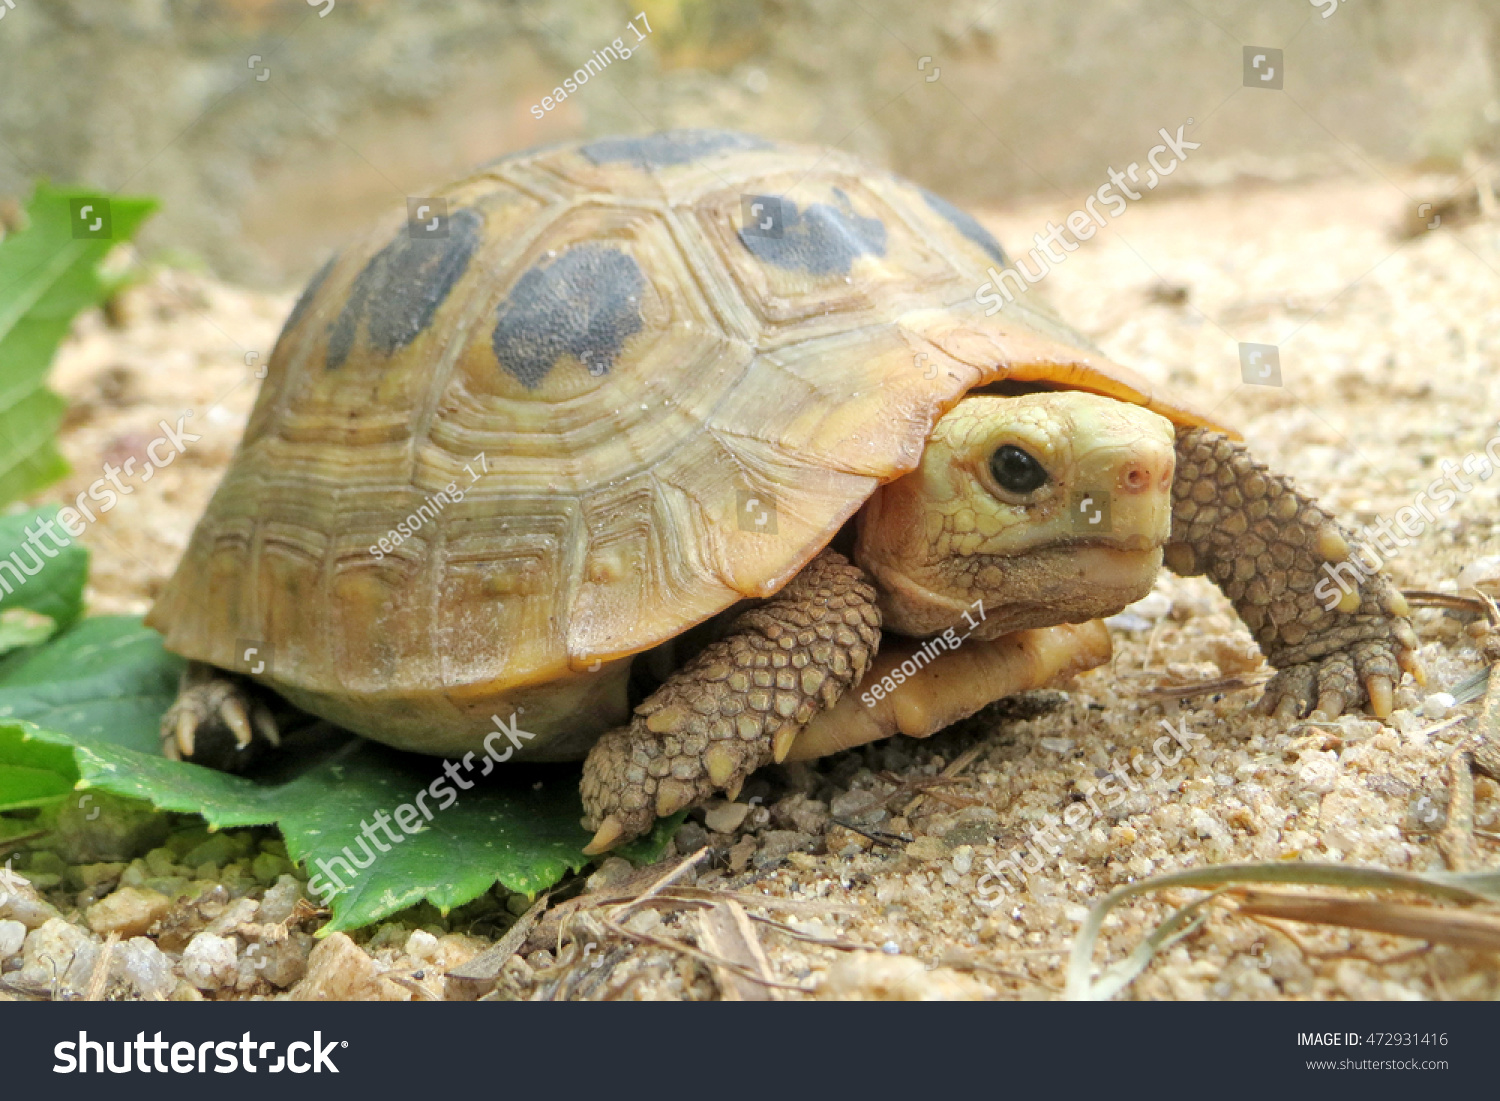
[0, 506, 91, 657]
[0, 616, 679, 931]
[13, 721, 676, 933]
[0, 183, 157, 508]
[0, 609, 58, 657]
[0, 616, 182, 752]
[0, 719, 79, 812]
[0, 763, 77, 811]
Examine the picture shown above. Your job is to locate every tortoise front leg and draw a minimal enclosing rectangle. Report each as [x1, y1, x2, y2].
[786, 621, 1113, 760]
[581, 550, 882, 853]
[1165, 426, 1421, 719]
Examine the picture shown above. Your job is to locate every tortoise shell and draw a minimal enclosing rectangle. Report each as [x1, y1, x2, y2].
[148, 129, 1226, 752]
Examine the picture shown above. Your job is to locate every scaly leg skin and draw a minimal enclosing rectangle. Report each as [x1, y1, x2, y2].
[1166, 426, 1422, 720]
[160, 661, 281, 772]
[787, 621, 1114, 760]
[581, 550, 882, 853]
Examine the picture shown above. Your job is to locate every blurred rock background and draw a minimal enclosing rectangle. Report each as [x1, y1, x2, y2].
[3, 0, 1499, 284]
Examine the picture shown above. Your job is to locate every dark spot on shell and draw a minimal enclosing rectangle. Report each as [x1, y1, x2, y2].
[491, 245, 646, 389]
[581, 129, 771, 168]
[738, 191, 887, 275]
[325, 207, 482, 369]
[919, 187, 1008, 265]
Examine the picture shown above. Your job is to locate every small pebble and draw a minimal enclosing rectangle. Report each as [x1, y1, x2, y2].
[1106, 590, 1172, 632]
[1457, 555, 1500, 591]
[1420, 691, 1456, 719]
[20, 918, 99, 992]
[257, 875, 305, 925]
[672, 820, 710, 855]
[584, 856, 634, 893]
[1387, 709, 1421, 736]
[404, 929, 439, 963]
[86, 886, 171, 938]
[0, 919, 25, 961]
[115, 936, 177, 1000]
[1039, 737, 1074, 754]
[704, 800, 750, 834]
[181, 932, 238, 991]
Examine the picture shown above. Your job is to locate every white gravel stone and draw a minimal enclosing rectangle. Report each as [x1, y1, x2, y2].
[20, 918, 99, 992]
[1387, 709, 1421, 736]
[181, 932, 238, 991]
[0, 874, 61, 929]
[404, 929, 439, 963]
[0, 918, 26, 961]
[1457, 555, 1500, 591]
[256, 874, 305, 925]
[1419, 691, 1457, 718]
[704, 800, 751, 833]
[114, 936, 177, 1000]
[1295, 752, 1340, 795]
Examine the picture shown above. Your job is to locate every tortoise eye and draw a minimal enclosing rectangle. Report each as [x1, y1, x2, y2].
[989, 444, 1049, 495]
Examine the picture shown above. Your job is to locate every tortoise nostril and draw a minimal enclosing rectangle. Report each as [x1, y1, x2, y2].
[1119, 461, 1153, 495]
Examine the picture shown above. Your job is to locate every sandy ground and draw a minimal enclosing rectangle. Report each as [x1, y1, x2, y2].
[9, 172, 1500, 1001]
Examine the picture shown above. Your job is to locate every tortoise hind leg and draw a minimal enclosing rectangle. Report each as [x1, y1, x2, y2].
[161, 661, 282, 773]
[581, 550, 882, 853]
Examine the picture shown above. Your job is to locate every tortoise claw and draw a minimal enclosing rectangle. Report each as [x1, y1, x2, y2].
[253, 702, 281, 747]
[1398, 648, 1426, 686]
[1314, 690, 1345, 719]
[583, 815, 624, 856]
[170, 710, 196, 760]
[655, 779, 694, 818]
[220, 696, 254, 750]
[771, 725, 797, 764]
[1364, 674, 1394, 719]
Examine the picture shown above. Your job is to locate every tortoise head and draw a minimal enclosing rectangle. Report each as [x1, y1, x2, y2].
[853, 391, 1176, 639]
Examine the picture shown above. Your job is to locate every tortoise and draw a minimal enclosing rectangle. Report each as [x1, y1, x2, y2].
[148, 129, 1420, 853]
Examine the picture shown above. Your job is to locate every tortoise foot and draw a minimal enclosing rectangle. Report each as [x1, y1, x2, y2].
[160, 661, 281, 773]
[1168, 426, 1421, 720]
[580, 550, 882, 852]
